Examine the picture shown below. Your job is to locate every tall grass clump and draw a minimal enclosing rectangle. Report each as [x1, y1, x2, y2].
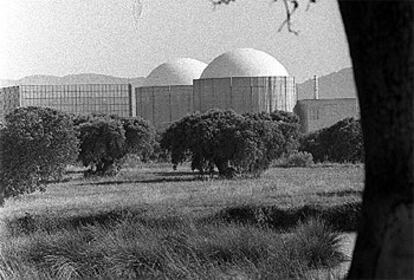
[287, 217, 345, 268]
[0, 215, 346, 280]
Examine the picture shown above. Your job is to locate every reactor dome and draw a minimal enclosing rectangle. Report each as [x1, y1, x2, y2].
[200, 48, 289, 79]
[143, 58, 207, 87]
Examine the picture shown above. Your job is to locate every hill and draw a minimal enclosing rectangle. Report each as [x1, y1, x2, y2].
[297, 67, 357, 100]
[0, 73, 145, 88]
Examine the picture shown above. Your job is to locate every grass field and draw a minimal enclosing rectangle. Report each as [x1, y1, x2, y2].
[0, 163, 364, 279]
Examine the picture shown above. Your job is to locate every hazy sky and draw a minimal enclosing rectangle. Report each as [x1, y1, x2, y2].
[0, 0, 352, 82]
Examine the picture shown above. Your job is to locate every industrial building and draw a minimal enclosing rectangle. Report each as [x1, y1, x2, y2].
[294, 98, 359, 133]
[135, 58, 207, 129]
[193, 48, 296, 114]
[0, 84, 133, 123]
[0, 48, 359, 133]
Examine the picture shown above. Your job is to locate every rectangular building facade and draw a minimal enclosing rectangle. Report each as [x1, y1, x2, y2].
[294, 98, 360, 133]
[135, 85, 193, 130]
[193, 77, 297, 115]
[19, 84, 133, 117]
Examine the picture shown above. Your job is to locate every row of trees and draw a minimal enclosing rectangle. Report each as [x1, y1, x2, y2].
[0, 106, 363, 203]
[0, 107, 156, 203]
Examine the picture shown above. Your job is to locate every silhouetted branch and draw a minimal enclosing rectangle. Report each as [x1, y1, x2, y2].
[210, 0, 317, 35]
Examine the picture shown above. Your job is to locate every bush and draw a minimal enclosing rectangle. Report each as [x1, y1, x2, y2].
[76, 114, 156, 176]
[120, 117, 156, 162]
[0, 107, 78, 201]
[78, 117, 126, 176]
[243, 110, 301, 154]
[300, 118, 364, 163]
[284, 151, 314, 167]
[161, 110, 288, 178]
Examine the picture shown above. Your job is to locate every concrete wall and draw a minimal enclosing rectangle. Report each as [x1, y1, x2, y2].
[193, 76, 297, 114]
[19, 84, 133, 117]
[0, 86, 20, 123]
[135, 85, 193, 130]
[294, 98, 360, 133]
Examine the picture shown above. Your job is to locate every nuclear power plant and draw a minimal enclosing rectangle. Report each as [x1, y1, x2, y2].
[193, 49, 296, 116]
[135, 58, 207, 129]
[0, 48, 359, 133]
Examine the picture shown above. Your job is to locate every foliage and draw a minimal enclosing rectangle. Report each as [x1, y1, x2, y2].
[120, 117, 156, 162]
[161, 109, 288, 177]
[75, 114, 156, 175]
[148, 131, 170, 163]
[243, 110, 301, 154]
[300, 118, 364, 163]
[0, 107, 78, 200]
[285, 151, 314, 167]
[78, 117, 126, 176]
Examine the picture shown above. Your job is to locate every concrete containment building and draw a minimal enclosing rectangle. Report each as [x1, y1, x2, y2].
[193, 48, 297, 114]
[135, 58, 207, 129]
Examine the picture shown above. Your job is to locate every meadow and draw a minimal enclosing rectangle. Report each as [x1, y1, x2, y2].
[0, 162, 364, 279]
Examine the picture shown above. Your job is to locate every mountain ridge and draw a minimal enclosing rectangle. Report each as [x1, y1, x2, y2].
[0, 73, 145, 88]
[297, 67, 357, 100]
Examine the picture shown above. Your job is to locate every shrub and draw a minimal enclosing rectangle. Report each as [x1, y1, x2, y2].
[119, 117, 156, 162]
[285, 151, 314, 167]
[0, 107, 78, 201]
[76, 115, 156, 176]
[161, 109, 286, 177]
[300, 118, 364, 163]
[149, 131, 170, 162]
[78, 117, 126, 176]
[243, 110, 301, 154]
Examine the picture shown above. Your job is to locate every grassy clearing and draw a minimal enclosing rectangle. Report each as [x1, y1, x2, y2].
[1, 164, 363, 219]
[0, 163, 363, 279]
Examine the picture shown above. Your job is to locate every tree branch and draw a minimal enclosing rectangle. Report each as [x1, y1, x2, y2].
[211, 0, 317, 35]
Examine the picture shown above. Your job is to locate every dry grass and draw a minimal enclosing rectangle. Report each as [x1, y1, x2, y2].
[0, 163, 363, 279]
[0, 163, 363, 220]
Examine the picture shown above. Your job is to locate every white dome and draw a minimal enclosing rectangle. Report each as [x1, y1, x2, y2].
[144, 58, 207, 87]
[200, 48, 289, 79]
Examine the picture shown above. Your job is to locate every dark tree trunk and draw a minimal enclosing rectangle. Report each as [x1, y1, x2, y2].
[338, 1, 414, 279]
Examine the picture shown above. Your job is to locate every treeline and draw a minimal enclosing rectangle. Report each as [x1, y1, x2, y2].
[0, 106, 363, 202]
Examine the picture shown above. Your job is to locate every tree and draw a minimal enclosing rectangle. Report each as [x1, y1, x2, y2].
[213, 0, 413, 278]
[161, 109, 287, 177]
[300, 118, 363, 163]
[243, 110, 301, 155]
[338, 2, 414, 278]
[118, 117, 156, 162]
[0, 107, 79, 203]
[78, 117, 126, 176]
[76, 114, 156, 176]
